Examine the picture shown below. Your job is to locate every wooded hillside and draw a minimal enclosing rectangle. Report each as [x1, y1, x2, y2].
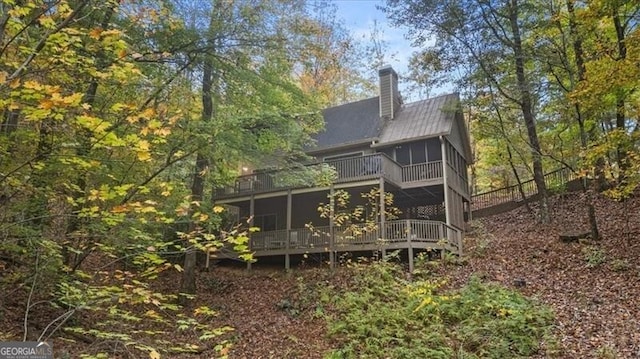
[1, 0, 639, 357]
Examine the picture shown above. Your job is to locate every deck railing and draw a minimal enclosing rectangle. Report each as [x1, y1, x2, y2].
[215, 154, 446, 197]
[248, 219, 462, 255]
[471, 167, 577, 210]
[402, 161, 443, 183]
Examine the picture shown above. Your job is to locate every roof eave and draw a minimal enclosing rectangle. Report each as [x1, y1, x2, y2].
[372, 131, 450, 148]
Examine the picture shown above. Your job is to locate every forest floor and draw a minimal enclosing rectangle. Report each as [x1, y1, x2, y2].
[190, 190, 640, 358]
[3, 191, 640, 358]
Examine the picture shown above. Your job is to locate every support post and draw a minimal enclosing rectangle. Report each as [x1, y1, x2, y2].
[406, 219, 413, 273]
[248, 195, 255, 271]
[329, 185, 335, 270]
[285, 190, 292, 271]
[440, 136, 452, 228]
[379, 177, 386, 260]
[440, 136, 452, 259]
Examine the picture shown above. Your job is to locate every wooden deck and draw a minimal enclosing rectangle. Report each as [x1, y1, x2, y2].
[214, 154, 451, 199]
[248, 219, 462, 258]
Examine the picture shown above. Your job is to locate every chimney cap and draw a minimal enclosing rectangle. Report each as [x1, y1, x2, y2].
[378, 65, 396, 75]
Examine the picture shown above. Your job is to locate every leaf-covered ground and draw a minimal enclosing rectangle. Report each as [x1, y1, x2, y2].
[3, 191, 639, 358]
[197, 191, 640, 358]
[450, 192, 640, 358]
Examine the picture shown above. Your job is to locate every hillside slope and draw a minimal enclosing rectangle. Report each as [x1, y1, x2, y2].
[190, 191, 640, 358]
[454, 192, 640, 358]
[4, 191, 639, 358]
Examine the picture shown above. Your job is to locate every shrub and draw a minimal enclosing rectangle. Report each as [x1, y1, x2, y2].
[324, 262, 555, 358]
[582, 246, 607, 268]
[610, 259, 630, 272]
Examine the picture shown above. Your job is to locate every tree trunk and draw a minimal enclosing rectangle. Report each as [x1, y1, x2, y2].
[613, 9, 628, 175]
[180, 46, 214, 301]
[492, 90, 532, 213]
[508, 0, 549, 223]
[565, 0, 600, 240]
[64, 5, 115, 270]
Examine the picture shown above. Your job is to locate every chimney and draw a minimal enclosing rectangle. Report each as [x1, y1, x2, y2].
[378, 66, 401, 120]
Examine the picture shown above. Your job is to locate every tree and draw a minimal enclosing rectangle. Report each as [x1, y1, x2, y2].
[384, 0, 551, 222]
[0, 0, 328, 354]
[167, 0, 325, 298]
[288, 0, 376, 107]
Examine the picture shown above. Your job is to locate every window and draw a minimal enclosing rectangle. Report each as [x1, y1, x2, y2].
[395, 145, 410, 165]
[426, 138, 442, 161]
[410, 142, 427, 164]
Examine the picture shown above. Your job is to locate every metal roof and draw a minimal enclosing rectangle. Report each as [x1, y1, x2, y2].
[377, 93, 459, 146]
[311, 93, 460, 152]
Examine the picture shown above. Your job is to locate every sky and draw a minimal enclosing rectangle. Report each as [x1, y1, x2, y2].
[332, 0, 418, 97]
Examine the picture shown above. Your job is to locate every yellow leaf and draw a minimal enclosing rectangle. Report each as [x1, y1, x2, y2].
[137, 151, 151, 161]
[111, 205, 129, 213]
[213, 205, 225, 214]
[136, 140, 151, 161]
[138, 140, 150, 151]
[140, 206, 156, 213]
[0, 71, 7, 83]
[140, 107, 155, 119]
[149, 349, 161, 359]
[62, 92, 83, 105]
[39, 99, 54, 110]
[154, 127, 172, 136]
[89, 27, 103, 39]
[23, 80, 42, 90]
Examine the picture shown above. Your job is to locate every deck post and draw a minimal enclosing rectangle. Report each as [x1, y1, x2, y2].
[441, 136, 452, 228]
[379, 177, 386, 259]
[329, 185, 335, 270]
[248, 194, 255, 271]
[439, 222, 445, 259]
[406, 219, 413, 273]
[441, 136, 452, 259]
[285, 189, 292, 271]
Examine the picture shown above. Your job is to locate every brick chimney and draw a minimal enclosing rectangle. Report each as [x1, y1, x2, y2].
[379, 66, 401, 120]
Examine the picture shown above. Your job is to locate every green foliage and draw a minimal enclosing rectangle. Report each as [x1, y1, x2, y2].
[0, 0, 350, 356]
[325, 262, 555, 358]
[610, 259, 630, 272]
[273, 163, 338, 188]
[594, 345, 618, 359]
[582, 246, 607, 268]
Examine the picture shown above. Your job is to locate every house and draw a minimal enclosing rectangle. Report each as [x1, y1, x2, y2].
[213, 66, 472, 271]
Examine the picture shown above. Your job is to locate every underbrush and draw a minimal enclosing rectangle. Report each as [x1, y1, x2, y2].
[321, 260, 557, 358]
